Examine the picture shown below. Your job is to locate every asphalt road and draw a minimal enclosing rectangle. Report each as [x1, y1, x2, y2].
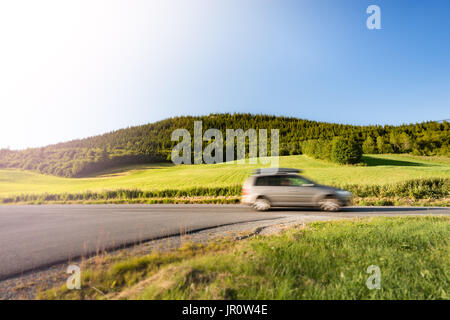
[0, 204, 448, 280]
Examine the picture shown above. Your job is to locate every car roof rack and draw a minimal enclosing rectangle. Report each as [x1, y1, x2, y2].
[252, 168, 302, 175]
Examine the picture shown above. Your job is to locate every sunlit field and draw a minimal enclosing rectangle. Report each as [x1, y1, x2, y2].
[0, 154, 449, 198]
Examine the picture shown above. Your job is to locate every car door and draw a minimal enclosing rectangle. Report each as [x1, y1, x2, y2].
[263, 175, 293, 206]
[284, 176, 317, 206]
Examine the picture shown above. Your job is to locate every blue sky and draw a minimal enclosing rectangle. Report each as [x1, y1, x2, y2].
[0, 0, 449, 149]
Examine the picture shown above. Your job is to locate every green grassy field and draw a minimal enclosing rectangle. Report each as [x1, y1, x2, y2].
[0, 154, 449, 198]
[38, 217, 450, 300]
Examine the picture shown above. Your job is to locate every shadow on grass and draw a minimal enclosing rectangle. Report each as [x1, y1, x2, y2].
[361, 155, 431, 167]
[80, 162, 176, 178]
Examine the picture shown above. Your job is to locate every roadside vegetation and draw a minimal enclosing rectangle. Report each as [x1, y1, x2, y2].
[0, 154, 448, 205]
[1, 178, 447, 206]
[37, 216, 450, 300]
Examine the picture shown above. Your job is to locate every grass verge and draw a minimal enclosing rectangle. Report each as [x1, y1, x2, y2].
[1, 178, 448, 206]
[38, 216, 450, 300]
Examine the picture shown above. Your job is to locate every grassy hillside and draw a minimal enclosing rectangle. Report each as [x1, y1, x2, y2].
[1, 114, 448, 178]
[0, 154, 448, 198]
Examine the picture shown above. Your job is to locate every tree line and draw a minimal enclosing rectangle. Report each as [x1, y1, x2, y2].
[302, 137, 363, 164]
[0, 114, 448, 177]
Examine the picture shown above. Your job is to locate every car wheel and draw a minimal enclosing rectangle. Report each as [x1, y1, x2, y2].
[318, 197, 341, 212]
[252, 198, 271, 211]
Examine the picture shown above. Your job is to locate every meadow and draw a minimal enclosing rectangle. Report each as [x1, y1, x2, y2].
[0, 154, 449, 199]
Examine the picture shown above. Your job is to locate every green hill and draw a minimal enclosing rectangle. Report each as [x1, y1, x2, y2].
[0, 114, 448, 177]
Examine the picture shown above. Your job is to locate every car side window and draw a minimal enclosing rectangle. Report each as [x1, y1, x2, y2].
[287, 176, 310, 186]
[255, 176, 280, 186]
[279, 176, 291, 186]
[255, 177, 269, 186]
[259, 176, 283, 186]
[268, 176, 296, 186]
[268, 176, 286, 186]
[254, 175, 311, 187]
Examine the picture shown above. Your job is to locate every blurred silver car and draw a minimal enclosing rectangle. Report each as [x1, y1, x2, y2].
[241, 168, 352, 211]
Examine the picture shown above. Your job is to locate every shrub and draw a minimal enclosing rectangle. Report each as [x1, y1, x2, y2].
[301, 139, 332, 160]
[331, 137, 362, 164]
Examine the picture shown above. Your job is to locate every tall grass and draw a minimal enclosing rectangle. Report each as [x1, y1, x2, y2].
[341, 178, 449, 199]
[1, 178, 447, 204]
[0, 185, 242, 203]
[138, 216, 447, 300]
[37, 217, 450, 300]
